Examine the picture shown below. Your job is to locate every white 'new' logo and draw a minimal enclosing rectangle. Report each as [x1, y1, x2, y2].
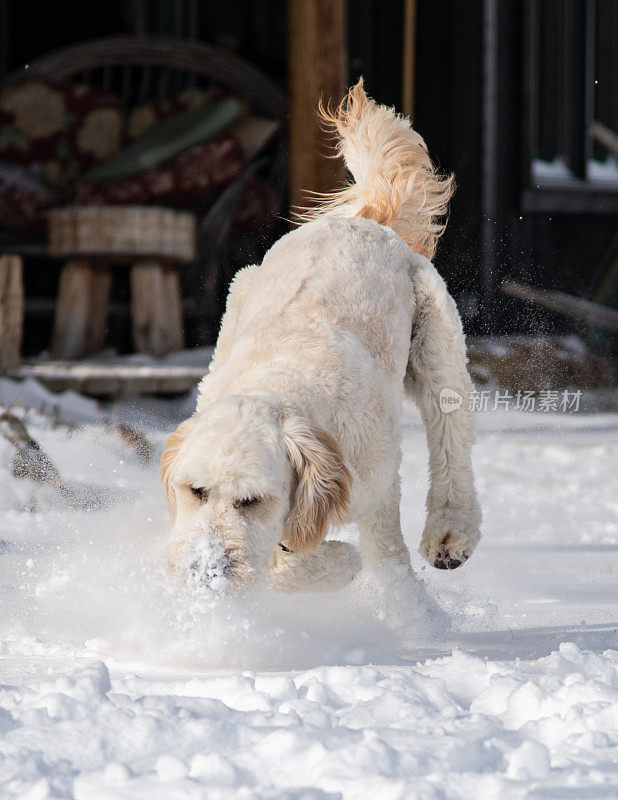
[439, 388, 463, 413]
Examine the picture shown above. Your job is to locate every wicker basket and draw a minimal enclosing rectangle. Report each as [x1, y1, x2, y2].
[48, 205, 196, 263]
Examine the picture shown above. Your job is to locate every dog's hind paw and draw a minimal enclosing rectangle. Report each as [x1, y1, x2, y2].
[420, 521, 480, 571]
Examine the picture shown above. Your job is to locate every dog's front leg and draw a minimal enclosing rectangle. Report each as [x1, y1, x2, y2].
[357, 479, 435, 631]
[357, 479, 411, 570]
[267, 540, 362, 593]
[406, 261, 482, 570]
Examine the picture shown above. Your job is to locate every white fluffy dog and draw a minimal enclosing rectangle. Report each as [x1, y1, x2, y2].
[161, 81, 481, 595]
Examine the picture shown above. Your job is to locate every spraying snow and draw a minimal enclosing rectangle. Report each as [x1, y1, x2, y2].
[0, 385, 616, 798]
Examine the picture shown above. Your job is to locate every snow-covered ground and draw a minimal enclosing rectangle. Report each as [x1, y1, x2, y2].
[0, 379, 616, 799]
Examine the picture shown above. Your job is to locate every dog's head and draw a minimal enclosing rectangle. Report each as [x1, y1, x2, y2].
[161, 396, 350, 590]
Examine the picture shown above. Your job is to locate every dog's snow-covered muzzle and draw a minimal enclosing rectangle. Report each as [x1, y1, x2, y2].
[168, 520, 260, 593]
[161, 397, 353, 594]
[186, 538, 230, 592]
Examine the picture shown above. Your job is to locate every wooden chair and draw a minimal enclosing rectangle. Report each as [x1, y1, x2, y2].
[48, 205, 195, 358]
[0, 35, 287, 363]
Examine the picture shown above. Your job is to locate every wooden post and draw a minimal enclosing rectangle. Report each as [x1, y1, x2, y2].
[130, 261, 184, 356]
[401, 0, 417, 119]
[51, 259, 111, 359]
[0, 255, 24, 369]
[288, 0, 347, 211]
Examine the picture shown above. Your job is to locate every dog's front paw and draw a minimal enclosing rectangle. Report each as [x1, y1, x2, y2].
[420, 519, 480, 570]
[268, 540, 362, 592]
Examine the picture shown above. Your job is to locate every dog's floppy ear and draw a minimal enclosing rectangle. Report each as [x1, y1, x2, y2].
[281, 415, 351, 551]
[160, 416, 198, 520]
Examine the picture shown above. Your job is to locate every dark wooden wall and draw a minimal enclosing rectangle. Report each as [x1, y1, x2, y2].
[3, 0, 617, 349]
[350, 0, 617, 337]
[415, 0, 616, 335]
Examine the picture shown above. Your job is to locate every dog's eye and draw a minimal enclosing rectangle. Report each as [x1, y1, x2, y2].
[234, 496, 260, 509]
[190, 485, 209, 502]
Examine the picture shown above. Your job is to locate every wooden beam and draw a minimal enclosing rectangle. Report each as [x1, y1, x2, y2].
[590, 120, 618, 156]
[501, 280, 618, 333]
[130, 260, 184, 356]
[401, 0, 416, 119]
[7, 363, 206, 397]
[0, 255, 23, 370]
[288, 0, 347, 211]
[481, 0, 500, 328]
[51, 259, 111, 360]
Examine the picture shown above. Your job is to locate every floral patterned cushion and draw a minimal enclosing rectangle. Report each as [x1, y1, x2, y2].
[0, 80, 123, 187]
[0, 81, 277, 233]
[126, 88, 220, 141]
[74, 134, 247, 208]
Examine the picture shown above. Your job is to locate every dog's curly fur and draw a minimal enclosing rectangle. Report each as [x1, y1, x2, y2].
[161, 81, 481, 593]
[298, 78, 454, 260]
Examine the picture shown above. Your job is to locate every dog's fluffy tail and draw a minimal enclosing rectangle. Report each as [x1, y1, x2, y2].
[297, 79, 454, 261]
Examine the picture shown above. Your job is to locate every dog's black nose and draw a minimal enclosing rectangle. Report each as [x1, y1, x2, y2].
[447, 558, 462, 570]
[434, 558, 448, 569]
[188, 554, 231, 589]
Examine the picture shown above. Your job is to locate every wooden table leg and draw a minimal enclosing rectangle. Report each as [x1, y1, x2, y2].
[130, 260, 184, 357]
[0, 254, 24, 369]
[51, 259, 111, 359]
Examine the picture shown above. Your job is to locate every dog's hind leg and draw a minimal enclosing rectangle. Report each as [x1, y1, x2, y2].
[406, 258, 482, 570]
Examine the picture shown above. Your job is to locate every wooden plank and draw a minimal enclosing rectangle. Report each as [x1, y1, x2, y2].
[481, 0, 500, 327]
[401, 0, 417, 119]
[521, 186, 618, 215]
[7, 363, 206, 397]
[589, 120, 618, 156]
[501, 279, 618, 333]
[131, 260, 185, 356]
[288, 0, 347, 211]
[565, 0, 594, 180]
[51, 259, 112, 360]
[49, 206, 196, 263]
[0, 255, 23, 370]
